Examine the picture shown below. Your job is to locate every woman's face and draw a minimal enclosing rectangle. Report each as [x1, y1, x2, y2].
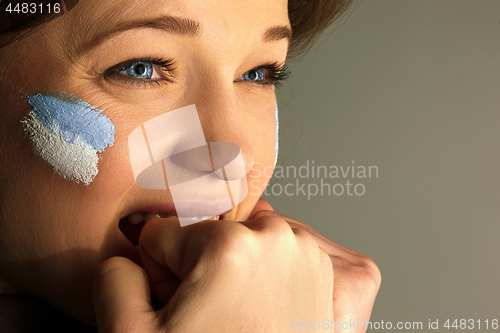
[0, 0, 289, 324]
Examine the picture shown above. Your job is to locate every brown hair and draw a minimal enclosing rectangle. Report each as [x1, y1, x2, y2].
[0, 0, 353, 57]
[287, 0, 353, 58]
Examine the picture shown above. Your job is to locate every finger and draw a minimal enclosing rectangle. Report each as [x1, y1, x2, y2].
[332, 269, 379, 333]
[250, 210, 359, 257]
[250, 210, 381, 333]
[140, 244, 181, 305]
[93, 256, 155, 333]
[251, 208, 289, 221]
[250, 210, 332, 249]
[138, 217, 205, 301]
[249, 198, 274, 219]
[139, 217, 254, 307]
[330, 253, 381, 333]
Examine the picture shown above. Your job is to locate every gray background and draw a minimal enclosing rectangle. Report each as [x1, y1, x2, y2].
[268, 0, 500, 330]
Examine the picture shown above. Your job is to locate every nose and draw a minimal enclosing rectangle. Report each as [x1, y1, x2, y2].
[173, 82, 255, 178]
[127, 76, 254, 225]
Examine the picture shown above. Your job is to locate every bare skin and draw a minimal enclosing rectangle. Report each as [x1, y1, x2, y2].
[0, 0, 380, 331]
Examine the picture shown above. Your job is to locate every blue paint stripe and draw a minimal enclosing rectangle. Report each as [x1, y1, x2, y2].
[28, 92, 115, 152]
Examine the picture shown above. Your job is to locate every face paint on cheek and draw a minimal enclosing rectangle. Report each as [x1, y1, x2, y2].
[274, 105, 279, 168]
[21, 91, 115, 185]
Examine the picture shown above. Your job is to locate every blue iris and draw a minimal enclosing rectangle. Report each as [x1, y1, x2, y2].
[242, 68, 265, 82]
[125, 62, 154, 79]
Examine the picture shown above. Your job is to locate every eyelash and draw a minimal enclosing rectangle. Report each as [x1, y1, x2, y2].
[100, 57, 176, 87]
[248, 62, 291, 89]
[100, 57, 290, 88]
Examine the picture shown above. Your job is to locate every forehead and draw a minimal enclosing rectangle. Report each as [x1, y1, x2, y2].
[59, 0, 290, 54]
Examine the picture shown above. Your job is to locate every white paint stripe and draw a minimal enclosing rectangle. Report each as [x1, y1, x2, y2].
[22, 111, 99, 185]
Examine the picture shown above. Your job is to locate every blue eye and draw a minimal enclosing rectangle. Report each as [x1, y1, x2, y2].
[123, 61, 154, 79]
[102, 57, 176, 87]
[241, 68, 265, 82]
[235, 63, 290, 87]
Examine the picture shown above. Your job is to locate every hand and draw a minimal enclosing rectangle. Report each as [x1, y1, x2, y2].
[250, 199, 382, 333]
[94, 213, 335, 332]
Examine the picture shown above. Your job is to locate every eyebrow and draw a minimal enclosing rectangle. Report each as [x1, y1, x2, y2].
[84, 15, 291, 52]
[262, 26, 293, 43]
[86, 15, 202, 49]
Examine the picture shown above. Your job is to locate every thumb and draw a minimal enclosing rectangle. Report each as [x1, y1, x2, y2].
[93, 257, 156, 333]
[249, 198, 274, 219]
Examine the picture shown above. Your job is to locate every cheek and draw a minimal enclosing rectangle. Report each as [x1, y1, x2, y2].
[0, 90, 122, 260]
[22, 91, 115, 185]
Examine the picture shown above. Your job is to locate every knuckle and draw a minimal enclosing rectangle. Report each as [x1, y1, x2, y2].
[293, 228, 323, 259]
[206, 223, 254, 265]
[336, 254, 381, 298]
[356, 254, 382, 291]
[352, 264, 378, 294]
[254, 215, 293, 234]
[206, 217, 298, 267]
[292, 227, 317, 246]
[319, 249, 334, 278]
[365, 257, 382, 291]
[249, 215, 297, 249]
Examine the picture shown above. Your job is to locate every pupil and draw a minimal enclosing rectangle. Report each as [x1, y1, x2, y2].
[248, 71, 257, 80]
[134, 64, 146, 75]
